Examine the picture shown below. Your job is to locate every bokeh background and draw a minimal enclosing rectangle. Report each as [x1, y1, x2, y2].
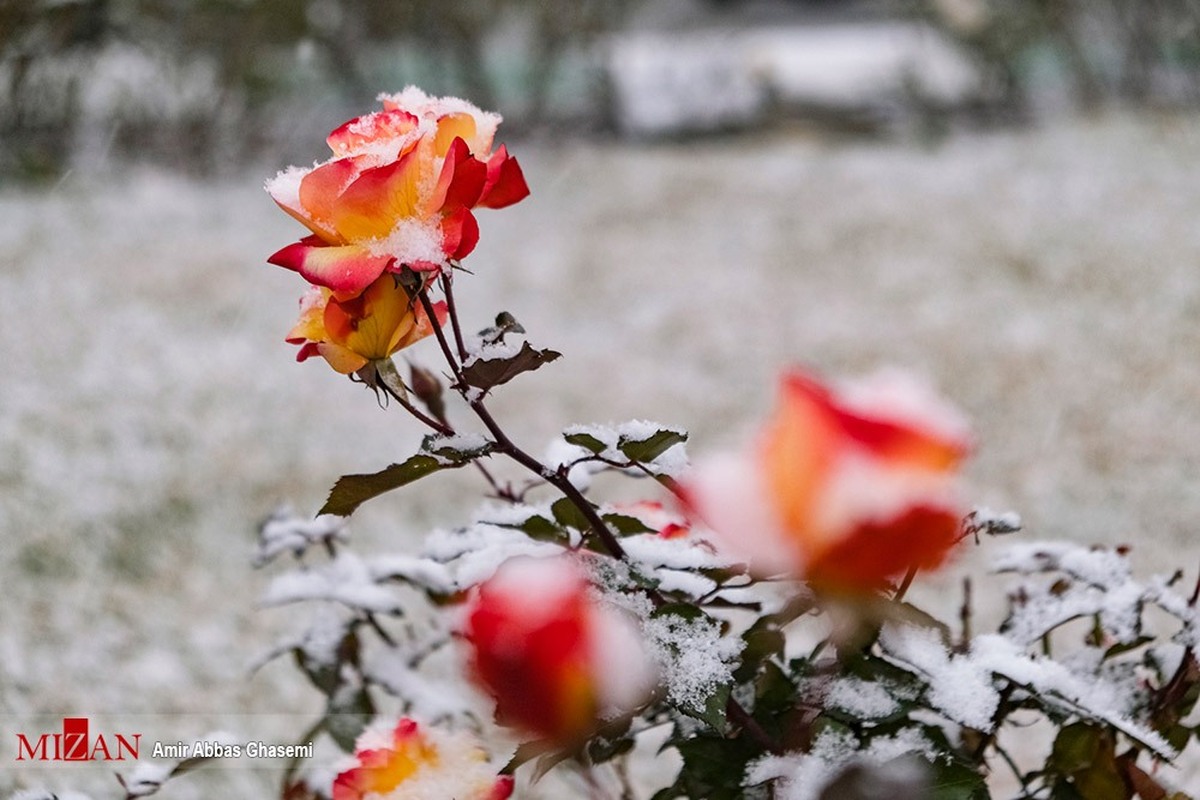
[4, 0, 1200, 796]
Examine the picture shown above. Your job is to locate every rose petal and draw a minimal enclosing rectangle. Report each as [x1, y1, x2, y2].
[268, 239, 393, 295]
[433, 112, 479, 157]
[785, 371, 968, 472]
[327, 108, 419, 156]
[806, 504, 961, 592]
[478, 146, 530, 209]
[331, 149, 425, 241]
[430, 137, 488, 213]
[298, 157, 363, 241]
[441, 207, 480, 260]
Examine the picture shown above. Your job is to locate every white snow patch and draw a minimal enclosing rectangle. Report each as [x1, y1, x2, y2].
[261, 551, 404, 613]
[642, 608, 743, 714]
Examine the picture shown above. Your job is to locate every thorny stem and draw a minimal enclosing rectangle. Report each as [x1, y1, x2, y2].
[583, 455, 687, 501]
[892, 564, 920, 602]
[441, 270, 470, 362]
[992, 741, 1030, 793]
[376, 378, 455, 437]
[959, 577, 973, 650]
[377, 353, 515, 501]
[417, 286, 630, 562]
[365, 612, 398, 647]
[971, 681, 1015, 761]
[417, 282, 785, 756]
[1152, 566, 1200, 719]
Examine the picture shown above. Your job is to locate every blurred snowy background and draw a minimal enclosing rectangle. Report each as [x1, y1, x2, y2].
[4, 0, 1200, 796]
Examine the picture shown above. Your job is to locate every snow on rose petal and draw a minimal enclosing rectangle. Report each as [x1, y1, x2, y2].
[332, 718, 512, 800]
[683, 368, 970, 593]
[266, 87, 529, 293]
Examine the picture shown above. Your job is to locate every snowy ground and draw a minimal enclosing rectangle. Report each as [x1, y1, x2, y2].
[4, 110, 1200, 796]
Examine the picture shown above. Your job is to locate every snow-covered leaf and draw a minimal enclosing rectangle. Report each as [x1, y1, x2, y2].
[618, 427, 688, 463]
[461, 341, 561, 392]
[319, 438, 495, 516]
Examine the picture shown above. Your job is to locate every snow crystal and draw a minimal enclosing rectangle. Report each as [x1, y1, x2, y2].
[261, 551, 404, 613]
[263, 166, 306, 211]
[824, 677, 902, 720]
[378, 86, 502, 152]
[366, 217, 446, 267]
[642, 608, 743, 714]
[878, 623, 999, 730]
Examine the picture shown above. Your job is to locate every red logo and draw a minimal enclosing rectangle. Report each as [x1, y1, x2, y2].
[15, 718, 140, 762]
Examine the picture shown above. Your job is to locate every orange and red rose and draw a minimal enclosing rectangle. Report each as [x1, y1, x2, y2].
[465, 556, 655, 744]
[266, 87, 529, 295]
[683, 369, 970, 592]
[332, 718, 513, 800]
[286, 273, 447, 374]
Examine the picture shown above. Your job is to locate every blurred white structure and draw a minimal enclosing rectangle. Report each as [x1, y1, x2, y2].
[608, 22, 981, 136]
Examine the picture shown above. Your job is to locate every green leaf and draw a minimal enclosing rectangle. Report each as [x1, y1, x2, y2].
[693, 682, 730, 732]
[1104, 635, 1154, 659]
[551, 496, 594, 531]
[564, 431, 609, 454]
[497, 514, 564, 542]
[325, 687, 375, 752]
[733, 628, 785, 683]
[531, 749, 574, 783]
[1051, 723, 1102, 774]
[462, 341, 561, 392]
[294, 628, 360, 696]
[500, 739, 557, 775]
[618, 428, 688, 463]
[602, 512, 656, 535]
[754, 660, 795, 713]
[928, 760, 989, 800]
[319, 442, 495, 516]
[673, 733, 761, 799]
